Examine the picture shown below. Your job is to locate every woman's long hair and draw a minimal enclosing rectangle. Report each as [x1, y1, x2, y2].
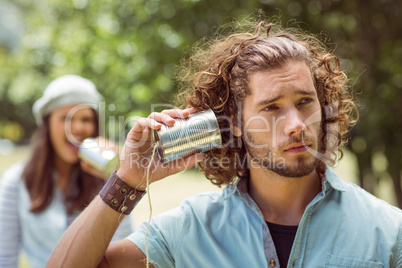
[22, 112, 104, 214]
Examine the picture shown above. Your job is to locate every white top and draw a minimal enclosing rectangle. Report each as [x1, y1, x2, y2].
[0, 163, 133, 268]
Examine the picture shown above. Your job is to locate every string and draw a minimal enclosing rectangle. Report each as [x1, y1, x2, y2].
[144, 141, 159, 268]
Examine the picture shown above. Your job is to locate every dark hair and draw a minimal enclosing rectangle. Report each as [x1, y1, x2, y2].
[22, 111, 104, 214]
[177, 20, 358, 186]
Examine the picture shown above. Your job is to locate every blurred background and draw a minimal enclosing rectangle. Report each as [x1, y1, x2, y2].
[0, 0, 401, 209]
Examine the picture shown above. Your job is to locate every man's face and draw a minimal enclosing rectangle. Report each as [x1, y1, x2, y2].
[239, 61, 322, 177]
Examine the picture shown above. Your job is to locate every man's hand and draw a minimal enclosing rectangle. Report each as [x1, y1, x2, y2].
[116, 107, 204, 190]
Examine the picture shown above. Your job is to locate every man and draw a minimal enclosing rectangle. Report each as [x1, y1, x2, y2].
[47, 20, 402, 267]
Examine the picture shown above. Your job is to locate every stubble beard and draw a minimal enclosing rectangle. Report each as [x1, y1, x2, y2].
[245, 132, 320, 178]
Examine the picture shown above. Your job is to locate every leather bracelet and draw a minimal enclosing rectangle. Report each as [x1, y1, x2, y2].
[99, 171, 146, 215]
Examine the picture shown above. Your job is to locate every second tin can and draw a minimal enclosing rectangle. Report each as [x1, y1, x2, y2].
[78, 138, 119, 177]
[153, 109, 222, 163]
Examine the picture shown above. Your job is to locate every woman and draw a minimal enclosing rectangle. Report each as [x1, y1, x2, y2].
[0, 75, 133, 268]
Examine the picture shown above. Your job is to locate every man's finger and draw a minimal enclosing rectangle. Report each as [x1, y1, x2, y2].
[148, 112, 176, 126]
[160, 108, 196, 119]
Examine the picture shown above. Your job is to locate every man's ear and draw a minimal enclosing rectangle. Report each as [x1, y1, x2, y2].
[230, 114, 242, 137]
[232, 125, 242, 137]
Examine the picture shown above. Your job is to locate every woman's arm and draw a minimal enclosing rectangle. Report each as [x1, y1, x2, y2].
[0, 164, 23, 268]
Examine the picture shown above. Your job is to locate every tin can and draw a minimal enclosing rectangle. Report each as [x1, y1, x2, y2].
[153, 109, 222, 163]
[78, 138, 119, 176]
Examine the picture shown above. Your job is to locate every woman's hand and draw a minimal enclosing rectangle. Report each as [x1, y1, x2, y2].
[80, 160, 109, 180]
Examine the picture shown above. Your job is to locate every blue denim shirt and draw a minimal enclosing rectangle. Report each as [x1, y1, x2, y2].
[128, 166, 402, 268]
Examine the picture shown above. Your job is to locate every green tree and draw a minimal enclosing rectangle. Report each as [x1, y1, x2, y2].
[0, 0, 401, 206]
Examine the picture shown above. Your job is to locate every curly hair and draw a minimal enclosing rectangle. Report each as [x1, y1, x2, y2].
[176, 19, 358, 186]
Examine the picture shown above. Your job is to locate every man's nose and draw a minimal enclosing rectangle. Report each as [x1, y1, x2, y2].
[283, 108, 305, 137]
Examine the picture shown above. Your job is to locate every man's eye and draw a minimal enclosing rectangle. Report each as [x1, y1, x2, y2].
[264, 105, 278, 111]
[300, 98, 313, 105]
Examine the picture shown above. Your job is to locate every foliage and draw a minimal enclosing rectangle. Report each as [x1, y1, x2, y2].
[0, 0, 257, 142]
[0, 0, 401, 206]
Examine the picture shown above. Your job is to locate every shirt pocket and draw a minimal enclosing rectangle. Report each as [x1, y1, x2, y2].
[325, 254, 384, 268]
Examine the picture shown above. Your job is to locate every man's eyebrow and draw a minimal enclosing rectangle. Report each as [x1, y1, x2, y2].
[256, 90, 316, 107]
[296, 90, 316, 97]
[257, 95, 284, 107]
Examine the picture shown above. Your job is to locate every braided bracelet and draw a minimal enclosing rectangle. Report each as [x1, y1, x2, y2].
[99, 171, 146, 215]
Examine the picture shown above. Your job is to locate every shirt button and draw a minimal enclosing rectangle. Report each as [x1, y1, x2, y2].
[269, 259, 276, 267]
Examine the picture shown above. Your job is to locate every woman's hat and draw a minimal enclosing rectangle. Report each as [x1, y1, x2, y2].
[32, 74, 103, 125]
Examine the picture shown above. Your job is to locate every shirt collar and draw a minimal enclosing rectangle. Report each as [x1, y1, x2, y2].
[322, 165, 346, 192]
[223, 177, 246, 200]
[224, 164, 346, 199]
